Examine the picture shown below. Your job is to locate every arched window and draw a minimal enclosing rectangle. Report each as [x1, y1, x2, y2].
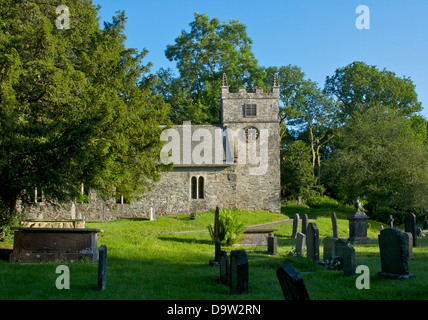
[198, 176, 204, 199]
[191, 176, 205, 200]
[191, 176, 198, 199]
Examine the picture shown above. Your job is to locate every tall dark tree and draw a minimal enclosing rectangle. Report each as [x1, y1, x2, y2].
[0, 0, 169, 224]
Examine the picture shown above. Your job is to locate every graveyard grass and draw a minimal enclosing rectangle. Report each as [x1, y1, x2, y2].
[1, 202, 428, 300]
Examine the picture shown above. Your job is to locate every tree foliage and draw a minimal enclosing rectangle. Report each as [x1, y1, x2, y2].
[324, 106, 428, 214]
[162, 12, 265, 124]
[0, 0, 169, 220]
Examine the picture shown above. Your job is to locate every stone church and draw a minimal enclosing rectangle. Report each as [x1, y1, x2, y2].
[23, 75, 281, 221]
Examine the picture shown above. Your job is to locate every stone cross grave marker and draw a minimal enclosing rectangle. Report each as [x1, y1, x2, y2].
[97, 245, 107, 291]
[295, 232, 306, 257]
[276, 263, 310, 301]
[306, 222, 319, 261]
[268, 235, 278, 255]
[219, 250, 230, 286]
[331, 211, 339, 238]
[323, 236, 336, 262]
[404, 212, 417, 247]
[230, 250, 249, 294]
[291, 213, 300, 238]
[378, 228, 415, 279]
[388, 215, 394, 229]
[301, 214, 308, 235]
[335, 239, 356, 276]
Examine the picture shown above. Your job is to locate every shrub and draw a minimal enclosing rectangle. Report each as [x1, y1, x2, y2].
[306, 195, 339, 208]
[208, 209, 245, 246]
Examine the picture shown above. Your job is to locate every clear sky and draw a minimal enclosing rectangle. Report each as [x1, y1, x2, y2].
[93, 0, 428, 118]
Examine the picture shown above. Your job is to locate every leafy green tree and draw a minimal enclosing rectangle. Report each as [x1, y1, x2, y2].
[324, 61, 422, 119]
[324, 105, 428, 215]
[266, 66, 339, 184]
[281, 140, 317, 201]
[163, 12, 265, 124]
[0, 1, 169, 223]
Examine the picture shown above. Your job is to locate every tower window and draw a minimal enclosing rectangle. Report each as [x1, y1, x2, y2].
[198, 176, 205, 199]
[244, 104, 257, 117]
[191, 176, 205, 200]
[191, 176, 198, 199]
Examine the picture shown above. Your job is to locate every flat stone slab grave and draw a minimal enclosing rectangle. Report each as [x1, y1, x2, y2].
[238, 228, 278, 247]
[10, 227, 103, 263]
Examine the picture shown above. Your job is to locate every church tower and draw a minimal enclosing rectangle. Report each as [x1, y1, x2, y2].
[219, 74, 281, 212]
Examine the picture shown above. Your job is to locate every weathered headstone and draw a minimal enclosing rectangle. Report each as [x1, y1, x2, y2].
[149, 207, 155, 221]
[331, 211, 339, 238]
[219, 251, 230, 286]
[268, 235, 278, 255]
[230, 250, 249, 294]
[402, 232, 413, 260]
[388, 215, 394, 229]
[97, 245, 107, 290]
[423, 216, 428, 230]
[209, 240, 221, 266]
[404, 212, 417, 247]
[306, 222, 319, 261]
[347, 200, 371, 244]
[301, 214, 308, 235]
[214, 206, 220, 241]
[191, 202, 197, 220]
[323, 236, 336, 262]
[335, 240, 356, 276]
[295, 232, 306, 257]
[71, 203, 76, 220]
[291, 213, 300, 238]
[378, 228, 415, 279]
[276, 263, 310, 301]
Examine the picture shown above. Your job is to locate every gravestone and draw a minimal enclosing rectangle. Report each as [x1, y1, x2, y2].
[230, 250, 249, 294]
[335, 239, 356, 276]
[323, 236, 336, 262]
[268, 235, 278, 255]
[423, 216, 428, 230]
[276, 263, 310, 301]
[347, 200, 371, 244]
[301, 214, 308, 235]
[149, 207, 155, 221]
[209, 240, 221, 266]
[404, 212, 417, 247]
[295, 232, 306, 257]
[291, 213, 300, 238]
[331, 211, 339, 238]
[71, 203, 76, 220]
[378, 228, 415, 279]
[219, 251, 230, 286]
[380, 225, 384, 231]
[97, 245, 107, 290]
[306, 222, 319, 261]
[401, 232, 413, 260]
[214, 206, 220, 241]
[388, 215, 394, 229]
[191, 203, 197, 220]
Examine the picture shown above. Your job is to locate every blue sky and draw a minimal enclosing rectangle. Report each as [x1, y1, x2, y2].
[94, 0, 428, 118]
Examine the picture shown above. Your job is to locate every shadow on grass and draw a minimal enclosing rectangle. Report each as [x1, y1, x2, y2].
[158, 236, 212, 245]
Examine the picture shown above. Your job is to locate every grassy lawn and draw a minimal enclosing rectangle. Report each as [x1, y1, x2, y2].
[0, 202, 427, 300]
